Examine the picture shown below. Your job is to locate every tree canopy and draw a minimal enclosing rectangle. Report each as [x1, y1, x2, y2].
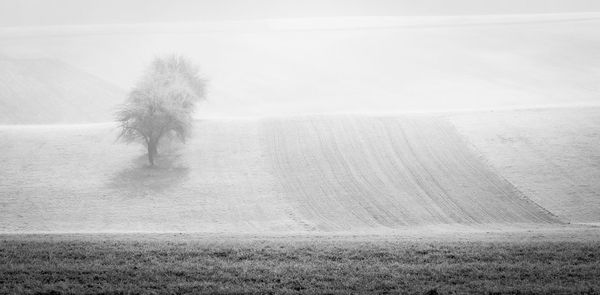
[116, 55, 205, 165]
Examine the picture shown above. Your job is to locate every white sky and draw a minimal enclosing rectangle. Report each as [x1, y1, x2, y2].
[1, 0, 600, 27]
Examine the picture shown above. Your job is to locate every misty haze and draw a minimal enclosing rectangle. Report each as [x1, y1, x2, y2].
[1, 1, 600, 294]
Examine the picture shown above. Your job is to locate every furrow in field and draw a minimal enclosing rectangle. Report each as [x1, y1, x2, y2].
[0, 115, 561, 233]
[263, 115, 560, 230]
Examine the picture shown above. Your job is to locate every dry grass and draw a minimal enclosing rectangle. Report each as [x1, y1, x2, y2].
[2, 234, 599, 294]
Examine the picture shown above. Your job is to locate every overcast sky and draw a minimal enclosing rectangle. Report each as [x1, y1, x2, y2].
[1, 0, 600, 27]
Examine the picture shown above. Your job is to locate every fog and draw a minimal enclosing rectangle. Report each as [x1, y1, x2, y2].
[2, 2, 600, 292]
[3, 0, 600, 27]
[1, 13, 599, 118]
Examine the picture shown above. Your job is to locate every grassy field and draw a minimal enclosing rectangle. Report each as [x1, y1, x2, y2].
[2, 231, 600, 294]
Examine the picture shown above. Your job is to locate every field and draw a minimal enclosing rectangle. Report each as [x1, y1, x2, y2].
[450, 107, 600, 224]
[2, 109, 600, 293]
[2, 230, 600, 294]
[0, 114, 567, 233]
[2, 11, 600, 294]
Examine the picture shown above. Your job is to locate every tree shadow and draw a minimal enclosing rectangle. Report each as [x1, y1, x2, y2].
[107, 152, 190, 197]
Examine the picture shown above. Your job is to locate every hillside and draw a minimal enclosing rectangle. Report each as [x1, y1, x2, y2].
[2, 13, 600, 119]
[449, 107, 600, 224]
[0, 115, 560, 233]
[0, 57, 124, 124]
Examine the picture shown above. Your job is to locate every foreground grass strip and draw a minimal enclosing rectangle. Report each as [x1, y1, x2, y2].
[1, 237, 599, 294]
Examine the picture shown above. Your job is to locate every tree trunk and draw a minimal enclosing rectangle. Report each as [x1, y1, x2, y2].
[147, 140, 158, 166]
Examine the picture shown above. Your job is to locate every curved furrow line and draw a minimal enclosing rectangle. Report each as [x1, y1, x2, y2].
[364, 119, 451, 224]
[307, 119, 370, 230]
[334, 118, 415, 227]
[432, 120, 559, 223]
[378, 120, 456, 225]
[349, 117, 430, 225]
[263, 115, 561, 229]
[322, 118, 403, 227]
[312, 118, 404, 229]
[400, 118, 553, 224]
[265, 119, 325, 230]
[386, 119, 477, 224]
[396, 118, 500, 223]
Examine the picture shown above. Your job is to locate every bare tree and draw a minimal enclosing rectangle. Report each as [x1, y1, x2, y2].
[116, 55, 205, 165]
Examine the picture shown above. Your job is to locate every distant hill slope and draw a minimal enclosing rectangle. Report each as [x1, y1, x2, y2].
[449, 107, 600, 224]
[0, 57, 124, 124]
[0, 115, 559, 233]
[3, 14, 600, 118]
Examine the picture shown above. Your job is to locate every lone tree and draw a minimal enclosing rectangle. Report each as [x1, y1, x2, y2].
[116, 55, 205, 165]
